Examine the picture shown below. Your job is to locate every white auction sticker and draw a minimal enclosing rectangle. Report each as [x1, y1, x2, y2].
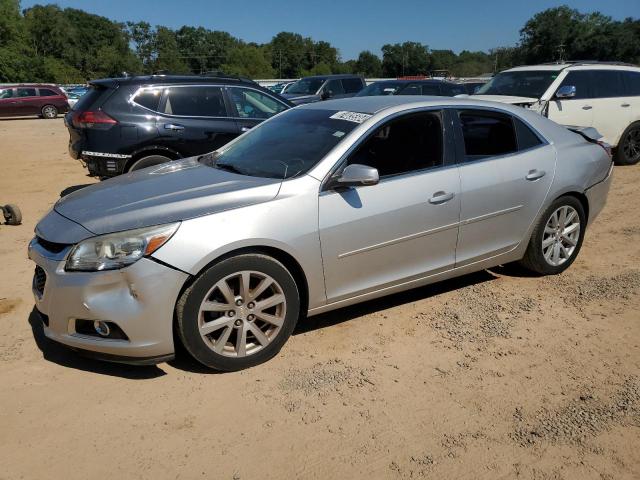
[329, 111, 373, 124]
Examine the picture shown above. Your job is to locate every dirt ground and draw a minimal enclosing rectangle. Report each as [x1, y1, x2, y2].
[0, 117, 638, 480]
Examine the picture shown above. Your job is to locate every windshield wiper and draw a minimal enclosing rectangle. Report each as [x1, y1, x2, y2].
[214, 162, 245, 175]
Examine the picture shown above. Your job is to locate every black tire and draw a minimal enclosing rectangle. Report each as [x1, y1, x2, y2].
[41, 105, 58, 119]
[2, 204, 22, 225]
[128, 154, 172, 172]
[615, 122, 640, 166]
[176, 254, 300, 371]
[519, 196, 586, 275]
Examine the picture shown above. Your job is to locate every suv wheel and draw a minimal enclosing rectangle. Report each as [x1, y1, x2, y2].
[176, 254, 300, 371]
[41, 105, 58, 119]
[128, 154, 172, 172]
[519, 196, 586, 275]
[615, 123, 640, 165]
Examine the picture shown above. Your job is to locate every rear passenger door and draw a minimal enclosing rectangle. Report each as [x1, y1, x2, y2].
[226, 86, 289, 133]
[453, 109, 556, 266]
[15, 87, 39, 116]
[589, 70, 634, 146]
[157, 85, 239, 156]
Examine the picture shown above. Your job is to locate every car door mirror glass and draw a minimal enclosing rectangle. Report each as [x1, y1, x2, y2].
[333, 164, 379, 188]
[556, 85, 576, 99]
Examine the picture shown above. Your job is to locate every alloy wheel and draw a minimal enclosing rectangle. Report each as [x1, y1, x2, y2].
[542, 205, 581, 267]
[622, 127, 640, 163]
[42, 106, 57, 118]
[198, 270, 286, 357]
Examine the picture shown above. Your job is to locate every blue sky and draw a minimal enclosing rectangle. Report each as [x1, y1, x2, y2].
[21, 0, 640, 60]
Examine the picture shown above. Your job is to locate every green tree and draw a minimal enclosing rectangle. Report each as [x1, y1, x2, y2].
[354, 51, 382, 76]
[381, 42, 430, 77]
[222, 44, 274, 78]
[268, 32, 308, 77]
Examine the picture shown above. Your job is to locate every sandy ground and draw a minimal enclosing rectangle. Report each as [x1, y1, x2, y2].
[0, 117, 639, 480]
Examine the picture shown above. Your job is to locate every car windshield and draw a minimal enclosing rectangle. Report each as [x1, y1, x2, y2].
[475, 70, 559, 98]
[286, 78, 325, 95]
[206, 109, 360, 179]
[355, 81, 405, 97]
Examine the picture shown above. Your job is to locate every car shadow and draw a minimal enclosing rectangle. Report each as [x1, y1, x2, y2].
[294, 269, 497, 335]
[28, 307, 166, 379]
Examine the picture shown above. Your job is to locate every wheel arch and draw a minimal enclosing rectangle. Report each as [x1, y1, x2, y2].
[125, 145, 183, 171]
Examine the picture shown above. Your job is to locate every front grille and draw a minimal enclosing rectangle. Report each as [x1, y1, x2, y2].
[33, 266, 47, 296]
[36, 236, 69, 254]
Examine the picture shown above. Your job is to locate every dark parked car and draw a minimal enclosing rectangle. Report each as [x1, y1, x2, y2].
[459, 81, 488, 95]
[0, 84, 70, 119]
[283, 74, 366, 104]
[356, 79, 467, 97]
[65, 75, 293, 178]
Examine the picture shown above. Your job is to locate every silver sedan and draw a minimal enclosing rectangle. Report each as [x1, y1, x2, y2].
[29, 96, 613, 371]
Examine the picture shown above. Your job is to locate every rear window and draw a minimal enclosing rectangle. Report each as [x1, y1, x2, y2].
[459, 110, 518, 159]
[342, 78, 364, 93]
[17, 88, 37, 97]
[591, 70, 626, 98]
[624, 71, 640, 96]
[39, 89, 58, 97]
[132, 88, 162, 111]
[163, 86, 227, 117]
[72, 85, 110, 111]
[514, 118, 543, 150]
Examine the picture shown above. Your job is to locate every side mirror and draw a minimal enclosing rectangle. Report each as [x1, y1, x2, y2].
[321, 89, 332, 100]
[330, 164, 379, 189]
[555, 85, 576, 99]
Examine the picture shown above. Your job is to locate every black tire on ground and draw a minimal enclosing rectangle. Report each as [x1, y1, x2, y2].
[614, 122, 640, 166]
[519, 196, 586, 275]
[127, 154, 172, 172]
[176, 254, 300, 371]
[41, 105, 58, 119]
[2, 204, 22, 225]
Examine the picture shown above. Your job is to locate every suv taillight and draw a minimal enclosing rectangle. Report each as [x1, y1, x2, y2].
[72, 110, 117, 129]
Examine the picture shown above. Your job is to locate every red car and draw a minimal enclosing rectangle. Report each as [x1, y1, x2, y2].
[0, 84, 70, 119]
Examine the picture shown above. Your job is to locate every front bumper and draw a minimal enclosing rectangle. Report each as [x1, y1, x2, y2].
[28, 238, 189, 363]
[585, 160, 614, 226]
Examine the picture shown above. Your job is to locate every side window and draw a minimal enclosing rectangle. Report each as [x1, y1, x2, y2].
[624, 71, 640, 96]
[347, 111, 444, 177]
[399, 83, 421, 95]
[0, 88, 14, 99]
[459, 110, 517, 160]
[17, 88, 37, 98]
[448, 84, 466, 96]
[324, 79, 345, 95]
[514, 118, 543, 151]
[592, 70, 626, 98]
[342, 78, 364, 93]
[421, 84, 441, 95]
[229, 88, 287, 119]
[163, 86, 227, 117]
[133, 88, 162, 111]
[557, 71, 592, 99]
[38, 89, 57, 97]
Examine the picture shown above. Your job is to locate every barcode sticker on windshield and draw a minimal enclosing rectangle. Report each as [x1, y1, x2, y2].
[330, 111, 372, 124]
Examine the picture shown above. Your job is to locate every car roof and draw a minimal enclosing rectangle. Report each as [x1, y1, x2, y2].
[505, 62, 640, 73]
[301, 74, 363, 80]
[91, 74, 259, 87]
[298, 95, 522, 115]
[370, 79, 461, 85]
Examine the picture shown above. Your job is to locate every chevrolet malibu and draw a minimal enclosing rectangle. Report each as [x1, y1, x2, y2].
[29, 97, 613, 371]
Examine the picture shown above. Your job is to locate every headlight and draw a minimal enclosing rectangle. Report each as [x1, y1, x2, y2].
[65, 223, 179, 272]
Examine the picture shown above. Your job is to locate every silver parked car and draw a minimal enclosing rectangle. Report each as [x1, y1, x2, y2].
[29, 97, 613, 371]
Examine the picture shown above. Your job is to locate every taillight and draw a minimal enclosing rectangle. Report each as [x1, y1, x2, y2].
[72, 110, 117, 129]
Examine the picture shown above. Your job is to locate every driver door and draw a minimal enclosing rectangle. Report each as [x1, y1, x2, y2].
[319, 110, 460, 302]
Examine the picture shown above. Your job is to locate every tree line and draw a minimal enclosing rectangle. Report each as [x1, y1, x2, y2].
[0, 1, 638, 84]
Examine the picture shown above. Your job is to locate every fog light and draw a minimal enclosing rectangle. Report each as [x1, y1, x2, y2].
[93, 320, 110, 337]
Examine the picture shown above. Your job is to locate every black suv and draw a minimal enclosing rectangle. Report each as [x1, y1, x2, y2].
[65, 75, 293, 178]
[282, 74, 366, 105]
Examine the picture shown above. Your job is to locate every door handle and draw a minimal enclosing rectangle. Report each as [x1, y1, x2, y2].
[428, 191, 455, 205]
[526, 169, 546, 181]
[164, 123, 184, 131]
[240, 126, 253, 132]
[621, 103, 631, 108]
[582, 105, 592, 110]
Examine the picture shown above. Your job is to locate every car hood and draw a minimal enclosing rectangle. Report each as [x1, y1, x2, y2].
[52, 157, 282, 238]
[282, 93, 321, 104]
[471, 94, 539, 105]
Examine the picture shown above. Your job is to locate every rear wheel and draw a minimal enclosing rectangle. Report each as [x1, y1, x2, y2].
[176, 254, 300, 371]
[128, 154, 172, 172]
[615, 123, 640, 166]
[519, 196, 586, 275]
[41, 105, 58, 119]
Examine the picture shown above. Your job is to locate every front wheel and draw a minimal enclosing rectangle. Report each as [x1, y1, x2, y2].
[176, 254, 300, 371]
[519, 196, 586, 275]
[615, 123, 640, 165]
[41, 105, 58, 119]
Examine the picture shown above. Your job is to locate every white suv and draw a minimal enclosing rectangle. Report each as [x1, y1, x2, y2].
[474, 62, 640, 165]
